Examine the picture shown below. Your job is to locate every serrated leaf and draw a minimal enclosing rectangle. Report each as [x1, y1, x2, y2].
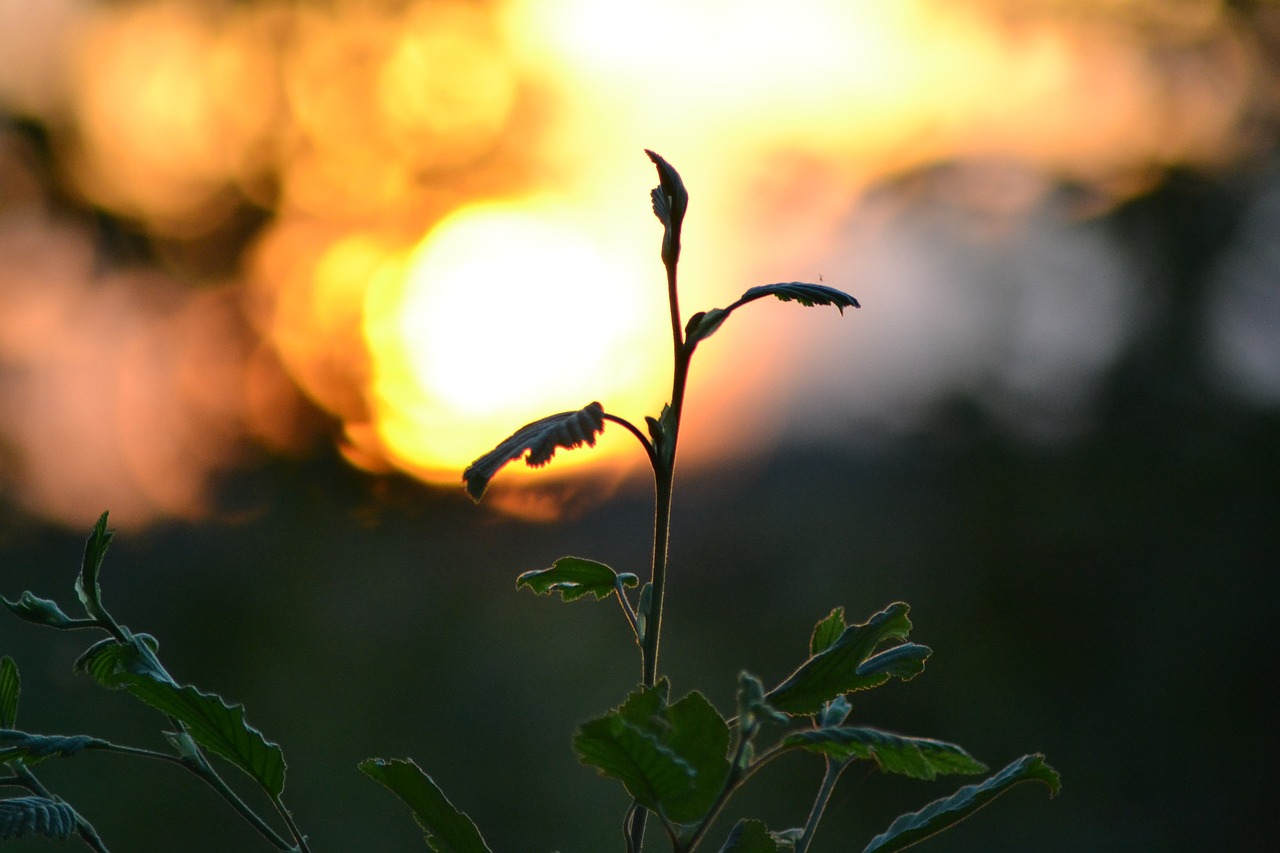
[462, 402, 605, 501]
[0, 796, 76, 841]
[117, 675, 285, 798]
[516, 557, 636, 602]
[810, 607, 846, 656]
[768, 603, 913, 715]
[684, 282, 859, 354]
[719, 818, 780, 853]
[645, 149, 688, 269]
[74, 512, 113, 622]
[2, 591, 83, 630]
[360, 758, 493, 853]
[0, 658, 18, 729]
[784, 727, 986, 781]
[0, 731, 108, 766]
[736, 282, 860, 313]
[862, 754, 1061, 852]
[575, 683, 730, 824]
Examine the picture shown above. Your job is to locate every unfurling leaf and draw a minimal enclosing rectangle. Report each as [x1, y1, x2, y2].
[359, 758, 494, 853]
[783, 727, 986, 781]
[462, 402, 606, 501]
[767, 603, 914, 715]
[0, 731, 108, 766]
[645, 149, 688, 269]
[74, 511, 113, 622]
[1, 592, 84, 630]
[0, 797, 76, 841]
[736, 672, 789, 732]
[516, 556, 637, 602]
[862, 754, 1060, 852]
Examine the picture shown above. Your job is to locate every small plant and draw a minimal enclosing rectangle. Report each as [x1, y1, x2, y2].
[1, 152, 1058, 852]
[365, 151, 1060, 851]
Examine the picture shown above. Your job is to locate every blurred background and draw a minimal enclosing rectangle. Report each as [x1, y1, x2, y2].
[1, 0, 1277, 850]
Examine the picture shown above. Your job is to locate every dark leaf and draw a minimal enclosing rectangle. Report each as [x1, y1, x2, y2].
[0, 731, 107, 766]
[74, 512, 113, 622]
[719, 819, 781, 853]
[0, 658, 17, 729]
[851, 643, 932, 690]
[0, 797, 76, 841]
[1, 592, 84, 630]
[862, 754, 1061, 852]
[76, 642, 286, 799]
[574, 682, 730, 824]
[360, 758, 493, 853]
[784, 727, 986, 781]
[684, 282, 858, 353]
[768, 603, 913, 715]
[462, 402, 605, 501]
[736, 282, 860, 313]
[516, 556, 637, 602]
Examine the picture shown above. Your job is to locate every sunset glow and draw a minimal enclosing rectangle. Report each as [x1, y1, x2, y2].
[0, 0, 1270, 524]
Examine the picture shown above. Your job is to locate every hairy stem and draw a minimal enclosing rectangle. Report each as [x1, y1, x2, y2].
[795, 758, 848, 853]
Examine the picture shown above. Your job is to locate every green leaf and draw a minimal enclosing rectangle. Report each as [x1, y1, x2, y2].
[76, 642, 285, 799]
[810, 607, 846, 656]
[0, 796, 76, 841]
[784, 727, 987, 781]
[574, 683, 730, 824]
[0, 731, 108, 766]
[719, 818, 780, 853]
[74, 512, 113, 622]
[73, 635, 162, 685]
[360, 758, 493, 853]
[0, 658, 18, 729]
[516, 557, 637, 602]
[847, 643, 932, 691]
[645, 149, 688, 269]
[862, 754, 1061, 852]
[768, 603, 914, 715]
[462, 402, 605, 501]
[2, 591, 86, 630]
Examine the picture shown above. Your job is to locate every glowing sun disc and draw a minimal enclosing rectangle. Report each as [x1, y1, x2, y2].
[363, 200, 662, 480]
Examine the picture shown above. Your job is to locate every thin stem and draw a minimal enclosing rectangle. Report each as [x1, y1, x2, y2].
[615, 585, 639, 640]
[602, 413, 658, 468]
[795, 757, 849, 853]
[14, 764, 110, 853]
[631, 232, 691, 853]
[679, 730, 754, 852]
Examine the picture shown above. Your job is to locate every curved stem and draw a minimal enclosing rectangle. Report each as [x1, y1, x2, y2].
[602, 413, 658, 468]
[14, 764, 110, 853]
[795, 757, 849, 853]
